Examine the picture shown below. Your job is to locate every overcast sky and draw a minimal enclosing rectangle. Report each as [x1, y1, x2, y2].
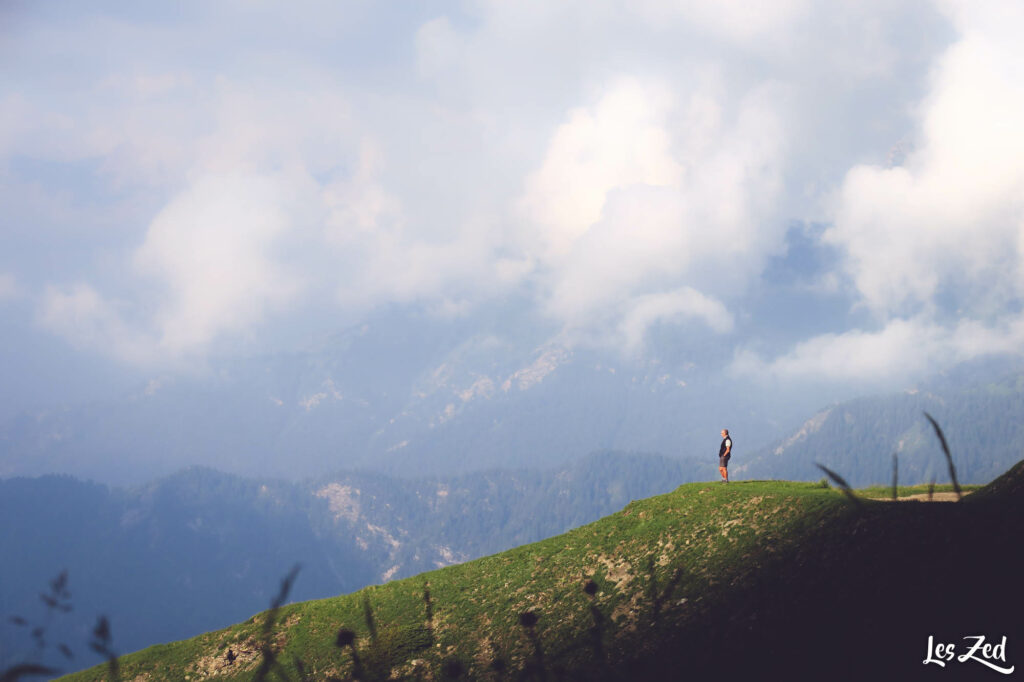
[3, 0, 1024, 414]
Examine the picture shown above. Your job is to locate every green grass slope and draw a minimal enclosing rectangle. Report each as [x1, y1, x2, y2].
[61, 469, 1023, 681]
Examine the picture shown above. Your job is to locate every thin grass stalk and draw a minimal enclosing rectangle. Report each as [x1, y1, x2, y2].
[362, 595, 378, 644]
[0, 663, 60, 682]
[814, 463, 863, 509]
[88, 616, 119, 682]
[924, 412, 961, 500]
[254, 565, 301, 682]
[892, 453, 898, 502]
[423, 582, 435, 648]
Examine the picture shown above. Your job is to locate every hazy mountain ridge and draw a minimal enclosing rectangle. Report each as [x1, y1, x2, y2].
[0, 310, 801, 485]
[736, 370, 1024, 486]
[7, 307, 1020, 486]
[0, 451, 706, 672]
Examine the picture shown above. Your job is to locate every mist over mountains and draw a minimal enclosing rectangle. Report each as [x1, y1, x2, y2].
[1, 307, 826, 486]
[6, 304, 1024, 489]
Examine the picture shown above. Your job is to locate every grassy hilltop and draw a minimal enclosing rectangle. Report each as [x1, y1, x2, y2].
[61, 465, 1024, 681]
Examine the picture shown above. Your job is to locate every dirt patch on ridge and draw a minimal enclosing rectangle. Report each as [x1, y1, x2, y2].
[871, 491, 971, 503]
[595, 554, 634, 592]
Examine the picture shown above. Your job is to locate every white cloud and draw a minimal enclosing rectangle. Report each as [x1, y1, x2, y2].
[727, 0, 1024, 386]
[8, 0, 1002, 376]
[633, 0, 811, 45]
[0, 93, 32, 159]
[414, 16, 463, 82]
[524, 77, 789, 347]
[732, 314, 1024, 385]
[320, 139, 508, 311]
[519, 78, 683, 262]
[619, 288, 734, 352]
[323, 140, 401, 243]
[133, 173, 303, 355]
[824, 0, 1024, 318]
[37, 284, 152, 364]
[0, 273, 17, 301]
[35, 172, 309, 363]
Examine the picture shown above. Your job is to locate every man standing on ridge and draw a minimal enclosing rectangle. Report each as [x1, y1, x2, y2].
[719, 429, 732, 483]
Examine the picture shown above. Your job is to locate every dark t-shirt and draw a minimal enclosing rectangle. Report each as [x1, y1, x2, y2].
[719, 437, 732, 457]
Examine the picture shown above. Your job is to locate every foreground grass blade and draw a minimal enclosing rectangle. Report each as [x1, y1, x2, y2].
[0, 664, 60, 682]
[815, 463, 863, 509]
[255, 565, 301, 682]
[924, 412, 962, 500]
[892, 453, 898, 502]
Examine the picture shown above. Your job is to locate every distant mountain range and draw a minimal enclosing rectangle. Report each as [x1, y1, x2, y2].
[736, 370, 1024, 487]
[0, 451, 706, 672]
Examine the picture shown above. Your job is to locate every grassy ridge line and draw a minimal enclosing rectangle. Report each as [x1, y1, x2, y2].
[61, 480, 856, 680]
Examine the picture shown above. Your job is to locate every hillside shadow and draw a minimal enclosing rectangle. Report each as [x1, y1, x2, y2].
[613, 473, 1024, 681]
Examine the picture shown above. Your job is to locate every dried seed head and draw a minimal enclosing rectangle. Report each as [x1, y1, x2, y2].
[441, 657, 465, 678]
[519, 611, 538, 628]
[335, 628, 355, 648]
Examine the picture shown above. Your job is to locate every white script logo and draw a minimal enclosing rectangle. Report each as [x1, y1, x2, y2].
[923, 635, 1014, 674]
